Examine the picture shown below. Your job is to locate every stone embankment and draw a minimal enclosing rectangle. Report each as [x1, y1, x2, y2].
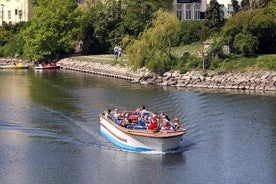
[1, 57, 275, 92]
[58, 58, 276, 92]
[0, 58, 32, 65]
[58, 58, 144, 81]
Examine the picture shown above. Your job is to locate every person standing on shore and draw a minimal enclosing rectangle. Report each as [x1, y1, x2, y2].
[114, 45, 119, 60]
[118, 46, 122, 57]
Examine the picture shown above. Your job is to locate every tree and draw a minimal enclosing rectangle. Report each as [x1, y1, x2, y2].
[257, 0, 269, 8]
[126, 10, 181, 74]
[78, 0, 124, 54]
[241, 0, 250, 10]
[80, 0, 174, 54]
[269, 0, 276, 19]
[204, 0, 224, 39]
[231, 0, 240, 15]
[23, 0, 81, 61]
[0, 22, 28, 57]
[233, 33, 258, 56]
[222, 8, 276, 55]
[178, 20, 204, 45]
[120, 0, 173, 37]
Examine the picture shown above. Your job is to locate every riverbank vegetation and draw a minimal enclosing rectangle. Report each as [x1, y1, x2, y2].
[0, 0, 275, 73]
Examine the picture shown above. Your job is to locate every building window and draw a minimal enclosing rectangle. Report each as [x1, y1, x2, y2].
[186, 4, 191, 20]
[8, 10, 11, 19]
[19, 10, 22, 21]
[176, 5, 182, 20]
[194, 4, 200, 20]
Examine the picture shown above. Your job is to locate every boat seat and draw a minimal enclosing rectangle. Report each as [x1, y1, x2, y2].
[126, 124, 135, 129]
[133, 126, 147, 130]
[138, 119, 146, 127]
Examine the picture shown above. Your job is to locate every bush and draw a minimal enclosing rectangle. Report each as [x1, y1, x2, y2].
[177, 20, 204, 45]
[174, 53, 202, 72]
[222, 8, 276, 55]
[233, 33, 258, 56]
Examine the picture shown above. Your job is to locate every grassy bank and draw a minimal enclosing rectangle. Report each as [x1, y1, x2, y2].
[70, 43, 276, 72]
[218, 54, 276, 71]
[171, 42, 276, 72]
[71, 55, 128, 65]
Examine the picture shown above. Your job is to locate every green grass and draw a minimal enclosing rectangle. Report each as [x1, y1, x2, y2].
[171, 42, 203, 57]
[70, 44, 275, 72]
[219, 54, 276, 71]
[71, 54, 128, 65]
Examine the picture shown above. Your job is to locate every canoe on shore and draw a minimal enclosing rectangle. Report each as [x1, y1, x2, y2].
[0, 63, 29, 69]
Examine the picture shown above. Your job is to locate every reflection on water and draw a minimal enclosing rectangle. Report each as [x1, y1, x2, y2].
[0, 69, 275, 184]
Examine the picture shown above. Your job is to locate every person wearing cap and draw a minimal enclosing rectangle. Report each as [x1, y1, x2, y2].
[147, 116, 158, 130]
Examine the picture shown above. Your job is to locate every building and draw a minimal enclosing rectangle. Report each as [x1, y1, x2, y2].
[173, 0, 207, 20]
[0, 0, 33, 26]
[0, 0, 208, 26]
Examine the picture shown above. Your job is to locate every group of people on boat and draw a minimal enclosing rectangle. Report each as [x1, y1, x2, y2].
[104, 105, 182, 131]
[35, 62, 57, 67]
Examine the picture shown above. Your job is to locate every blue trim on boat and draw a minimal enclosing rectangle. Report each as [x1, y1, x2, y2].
[100, 128, 153, 152]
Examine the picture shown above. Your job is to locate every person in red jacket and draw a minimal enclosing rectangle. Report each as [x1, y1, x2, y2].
[148, 117, 158, 130]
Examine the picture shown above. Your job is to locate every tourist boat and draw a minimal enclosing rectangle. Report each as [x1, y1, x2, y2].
[99, 110, 186, 152]
[0, 63, 29, 69]
[34, 63, 60, 70]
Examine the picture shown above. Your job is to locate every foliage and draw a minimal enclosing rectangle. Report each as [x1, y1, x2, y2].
[269, 0, 276, 19]
[256, 0, 269, 8]
[231, 0, 240, 15]
[171, 42, 203, 57]
[1, 32, 25, 57]
[23, 0, 81, 61]
[126, 10, 181, 74]
[177, 20, 204, 46]
[215, 54, 276, 71]
[78, 1, 122, 54]
[222, 8, 276, 55]
[240, 0, 250, 10]
[203, 0, 224, 39]
[0, 27, 12, 47]
[78, 0, 174, 55]
[119, 0, 173, 38]
[233, 33, 258, 56]
[174, 53, 201, 73]
[0, 22, 28, 57]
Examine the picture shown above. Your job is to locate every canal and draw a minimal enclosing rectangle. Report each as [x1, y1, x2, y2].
[0, 69, 275, 184]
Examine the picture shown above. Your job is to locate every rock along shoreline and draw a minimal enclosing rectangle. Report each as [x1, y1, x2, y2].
[1, 57, 275, 92]
[57, 58, 276, 92]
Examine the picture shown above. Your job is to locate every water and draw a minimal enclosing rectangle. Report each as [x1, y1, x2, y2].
[0, 69, 275, 184]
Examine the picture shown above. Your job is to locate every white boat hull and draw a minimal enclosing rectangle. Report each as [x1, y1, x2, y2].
[100, 115, 185, 152]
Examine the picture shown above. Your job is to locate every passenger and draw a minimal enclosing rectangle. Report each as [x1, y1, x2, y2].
[121, 113, 131, 127]
[173, 117, 181, 129]
[114, 108, 120, 119]
[147, 117, 158, 130]
[144, 116, 150, 127]
[164, 115, 171, 121]
[161, 119, 173, 131]
[159, 112, 165, 118]
[136, 105, 146, 112]
[105, 109, 111, 118]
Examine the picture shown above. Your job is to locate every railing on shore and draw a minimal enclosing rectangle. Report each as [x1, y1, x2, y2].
[60, 65, 135, 81]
